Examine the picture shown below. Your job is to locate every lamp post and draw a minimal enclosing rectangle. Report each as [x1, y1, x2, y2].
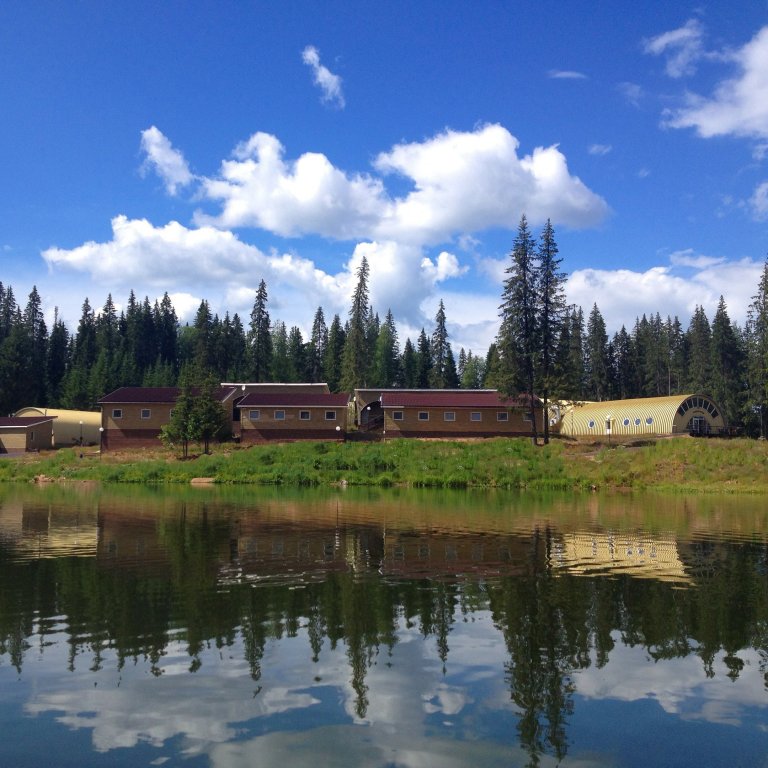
[79, 420, 83, 446]
[99, 426, 104, 456]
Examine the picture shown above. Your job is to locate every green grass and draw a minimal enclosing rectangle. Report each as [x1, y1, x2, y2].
[2, 436, 767, 493]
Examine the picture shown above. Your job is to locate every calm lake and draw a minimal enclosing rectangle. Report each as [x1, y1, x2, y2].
[1, 483, 767, 768]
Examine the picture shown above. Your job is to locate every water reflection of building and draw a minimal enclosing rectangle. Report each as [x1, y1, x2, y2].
[0, 496, 98, 559]
[554, 531, 690, 583]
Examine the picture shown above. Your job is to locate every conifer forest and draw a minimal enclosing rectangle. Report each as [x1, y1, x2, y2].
[2, 217, 768, 437]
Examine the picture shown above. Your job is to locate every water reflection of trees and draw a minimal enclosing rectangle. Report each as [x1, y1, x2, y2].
[1, 507, 768, 766]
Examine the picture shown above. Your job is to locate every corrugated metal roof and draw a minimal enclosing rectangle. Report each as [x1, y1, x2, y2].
[0, 416, 56, 428]
[238, 392, 350, 407]
[380, 391, 529, 408]
[98, 386, 237, 404]
[558, 394, 723, 436]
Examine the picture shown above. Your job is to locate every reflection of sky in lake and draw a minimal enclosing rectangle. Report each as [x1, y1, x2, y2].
[4, 486, 768, 767]
[12, 613, 768, 768]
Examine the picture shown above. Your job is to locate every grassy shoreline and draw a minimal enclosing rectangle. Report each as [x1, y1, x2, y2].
[1, 436, 767, 493]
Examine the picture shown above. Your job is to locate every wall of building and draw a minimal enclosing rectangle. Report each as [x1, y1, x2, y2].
[383, 406, 537, 438]
[240, 406, 346, 444]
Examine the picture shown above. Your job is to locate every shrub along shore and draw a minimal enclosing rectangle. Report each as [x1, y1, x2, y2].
[1, 436, 767, 493]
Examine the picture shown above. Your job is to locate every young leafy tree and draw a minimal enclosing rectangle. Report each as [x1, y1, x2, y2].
[192, 373, 230, 454]
[161, 368, 196, 458]
[249, 280, 272, 382]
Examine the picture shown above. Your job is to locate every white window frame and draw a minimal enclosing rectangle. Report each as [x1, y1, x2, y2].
[497, 411, 509, 422]
[274, 410, 286, 421]
[417, 411, 429, 421]
[444, 411, 456, 422]
[249, 409, 260, 421]
[393, 411, 404, 421]
[140, 409, 151, 420]
[470, 412, 482, 422]
[112, 408, 123, 419]
[324, 410, 337, 421]
[299, 410, 311, 421]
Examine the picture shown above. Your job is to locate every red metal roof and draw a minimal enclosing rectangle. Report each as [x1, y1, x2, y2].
[380, 391, 529, 408]
[0, 416, 56, 428]
[98, 386, 237, 404]
[238, 392, 350, 407]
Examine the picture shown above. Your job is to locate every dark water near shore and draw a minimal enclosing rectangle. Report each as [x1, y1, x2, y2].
[1, 483, 767, 767]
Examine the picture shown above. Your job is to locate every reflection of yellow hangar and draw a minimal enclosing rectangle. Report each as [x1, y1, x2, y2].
[557, 393, 726, 438]
[554, 531, 689, 583]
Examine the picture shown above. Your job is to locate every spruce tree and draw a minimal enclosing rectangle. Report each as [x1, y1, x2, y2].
[308, 306, 328, 382]
[536, 219, 566, 443]
[585, 303, 609, 401]
[497, 214, 539, 438]
[323, 314, 345, 392]
[746, 259, 768, 438]
[249, 280, 272, 382]
[340, 256, 372, 391]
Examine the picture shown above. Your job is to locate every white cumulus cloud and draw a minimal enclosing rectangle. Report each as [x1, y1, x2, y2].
[373, 124, 609, 243]
[749, 180, 768, 220]
[188, 124, 608, 244]
[302, 45, 345, 108]
[663, 25, 768, 139]
[139, 126, 194, 195]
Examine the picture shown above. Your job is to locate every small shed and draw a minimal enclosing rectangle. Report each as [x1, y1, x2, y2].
[558, 394, 727, 438]
[0, 416, 56, 453]
[14, 408, 101, 447]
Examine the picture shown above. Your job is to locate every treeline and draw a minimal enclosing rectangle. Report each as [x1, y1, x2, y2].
[2, 224, 768, 435]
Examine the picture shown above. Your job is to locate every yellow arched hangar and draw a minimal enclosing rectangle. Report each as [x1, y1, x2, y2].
[557, 394, 726, 438]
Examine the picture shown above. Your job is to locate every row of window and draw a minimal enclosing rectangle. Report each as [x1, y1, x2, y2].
[111, 408, 339, 422]
[392, 411, 512, 422]
[248, 409, 337, 421]
[586, 416, 654, 429]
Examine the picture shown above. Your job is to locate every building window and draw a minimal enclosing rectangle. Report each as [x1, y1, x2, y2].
[470, 412, 481, 422]
[588, 420, 595, 429]
[325, 410, 337, 421]
[523, 411, 533, 422]
[393, 411, 404, 421]
[418, 411, 429, 421]
[646, 416, 653, 425]
[112, 409, 122, 419]
[249, 409, 260, 421]
[634, 417, 641, 426]
[300, 410, 311, 421]
[497, 412, 509, 422]
[169, 408, 175, 419]
[623, 418, 630, 426]
[30, 431, 35, 443]
[274, 410, 286, 421]
[444, 411, 456, 422]
[141, 409, 151, 419]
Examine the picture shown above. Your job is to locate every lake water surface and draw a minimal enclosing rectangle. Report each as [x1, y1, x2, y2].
[1, 483, 767, 767]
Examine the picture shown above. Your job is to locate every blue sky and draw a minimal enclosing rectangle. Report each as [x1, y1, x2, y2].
[2, 1, 768, 354]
